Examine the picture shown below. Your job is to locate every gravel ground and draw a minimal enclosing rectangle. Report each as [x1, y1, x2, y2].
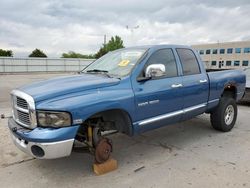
[0, 73, 250, 188]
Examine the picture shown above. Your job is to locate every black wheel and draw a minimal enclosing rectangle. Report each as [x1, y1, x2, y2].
[210, 97, 237, 132]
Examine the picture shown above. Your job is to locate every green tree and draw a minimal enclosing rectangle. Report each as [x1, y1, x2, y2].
[0, 49, 13, 57]
[61, 51, 95, 59]
[29, 49, 47, 58]
[95, 47, 107, 59]
[95, 35, 124, 58]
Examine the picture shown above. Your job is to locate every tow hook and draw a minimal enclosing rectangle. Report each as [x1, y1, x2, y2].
[12, 127, 17, 132]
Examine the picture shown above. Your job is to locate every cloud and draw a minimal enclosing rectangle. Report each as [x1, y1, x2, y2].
[0, 0, 250, 57]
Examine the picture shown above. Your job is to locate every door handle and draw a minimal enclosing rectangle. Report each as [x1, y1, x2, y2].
[171, 84, 183, 88]
[199, 79, 207, 83]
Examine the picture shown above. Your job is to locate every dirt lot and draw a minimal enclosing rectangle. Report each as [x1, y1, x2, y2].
[0, 73, 250, 188]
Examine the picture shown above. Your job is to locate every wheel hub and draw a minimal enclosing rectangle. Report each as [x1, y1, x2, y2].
[95, 138, 112, 164]
[224, 105, 234, 125]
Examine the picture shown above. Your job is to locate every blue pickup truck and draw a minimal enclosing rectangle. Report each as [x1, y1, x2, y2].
[8, 45, 246, 163]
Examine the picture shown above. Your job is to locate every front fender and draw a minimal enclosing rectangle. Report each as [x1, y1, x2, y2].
[36, 88, 136, 125]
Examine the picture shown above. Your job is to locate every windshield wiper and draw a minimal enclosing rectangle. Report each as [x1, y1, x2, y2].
[86, 69, 108, 73]
[86, 69, 112, 78]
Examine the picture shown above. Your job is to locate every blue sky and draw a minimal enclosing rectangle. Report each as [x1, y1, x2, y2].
[0, 0, 250, 57]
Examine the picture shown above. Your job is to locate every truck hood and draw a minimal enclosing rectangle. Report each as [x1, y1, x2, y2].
[19, 74, 120, 102]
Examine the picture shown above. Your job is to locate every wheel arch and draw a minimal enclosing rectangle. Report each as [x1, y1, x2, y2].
[222, 83, 237, 99]
[83, 108, 133, 136]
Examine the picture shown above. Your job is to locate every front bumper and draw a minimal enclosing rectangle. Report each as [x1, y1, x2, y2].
[8, 118, 79, 159]
[11, 134, 74, 159]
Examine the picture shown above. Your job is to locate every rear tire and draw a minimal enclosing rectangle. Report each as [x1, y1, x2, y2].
[210, 97, 237, 132]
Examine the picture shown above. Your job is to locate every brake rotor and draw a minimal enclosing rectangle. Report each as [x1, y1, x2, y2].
[95, 138, 112, 164]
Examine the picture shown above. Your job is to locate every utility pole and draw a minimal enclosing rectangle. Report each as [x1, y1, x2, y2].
[104, 34, 107, 51]
[104, 34, 107, 46]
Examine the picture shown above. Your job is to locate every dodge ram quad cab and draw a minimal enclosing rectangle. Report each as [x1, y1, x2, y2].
[8, 45, 246, 163]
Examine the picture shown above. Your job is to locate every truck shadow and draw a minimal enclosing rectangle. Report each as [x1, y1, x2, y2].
[31, 114, 223, 179]
[238, 101, 250, 107]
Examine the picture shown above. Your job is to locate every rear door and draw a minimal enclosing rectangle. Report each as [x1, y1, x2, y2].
[176, 48, 209, 120]
[132, 48, 183, 133]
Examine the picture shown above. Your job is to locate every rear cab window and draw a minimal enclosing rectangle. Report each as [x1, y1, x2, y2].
[176, 48, 201, 76]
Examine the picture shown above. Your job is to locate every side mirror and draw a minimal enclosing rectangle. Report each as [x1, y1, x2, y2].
[145, 64, 166, 78]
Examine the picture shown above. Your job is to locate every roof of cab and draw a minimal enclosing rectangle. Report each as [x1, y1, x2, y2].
[126, 44, 192, 50]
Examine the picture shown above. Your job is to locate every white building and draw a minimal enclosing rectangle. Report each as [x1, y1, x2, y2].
[192, 41, 250, 69]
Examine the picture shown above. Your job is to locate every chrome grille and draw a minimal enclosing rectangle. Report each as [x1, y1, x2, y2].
[11, 90, 37, 129]
[16, 96, 28, 109]
[17, 110, 31, 125]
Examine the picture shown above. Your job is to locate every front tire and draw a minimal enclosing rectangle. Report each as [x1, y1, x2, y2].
[210, 97, 237, 132]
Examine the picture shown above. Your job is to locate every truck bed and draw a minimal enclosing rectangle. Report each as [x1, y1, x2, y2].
[206, 69, 245, 111]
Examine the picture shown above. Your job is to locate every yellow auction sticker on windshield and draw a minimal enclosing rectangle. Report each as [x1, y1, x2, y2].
[118, 60, 130, 67]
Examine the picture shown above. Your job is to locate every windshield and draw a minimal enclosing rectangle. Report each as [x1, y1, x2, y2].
[82, 48, 147, 77]
[245, 68, 250, 79]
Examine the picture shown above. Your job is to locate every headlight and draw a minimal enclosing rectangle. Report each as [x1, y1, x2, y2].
[37, 111, 71, 128]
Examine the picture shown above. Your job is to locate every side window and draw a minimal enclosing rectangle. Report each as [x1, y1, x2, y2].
[176, 48, 201, 76]
[145, 49, 178, 78]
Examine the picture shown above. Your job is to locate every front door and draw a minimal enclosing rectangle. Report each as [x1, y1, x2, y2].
[132, 48, 183, 133]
